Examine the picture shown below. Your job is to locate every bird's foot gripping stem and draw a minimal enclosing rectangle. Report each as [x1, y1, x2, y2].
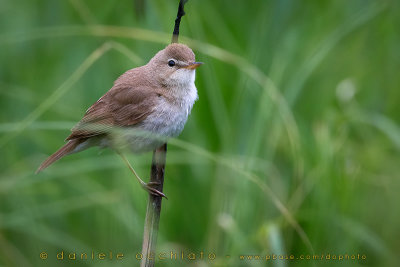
[140, 181, 167, 199]
[118, 152, 167, 199]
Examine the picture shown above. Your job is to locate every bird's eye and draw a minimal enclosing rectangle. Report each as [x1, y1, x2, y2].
[168, 60, 176, 67]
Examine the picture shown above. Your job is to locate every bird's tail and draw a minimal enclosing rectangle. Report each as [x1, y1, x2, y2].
[36, 139, 83, 174]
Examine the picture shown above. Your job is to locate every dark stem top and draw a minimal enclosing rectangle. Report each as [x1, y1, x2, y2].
[171, 0, 188, 43]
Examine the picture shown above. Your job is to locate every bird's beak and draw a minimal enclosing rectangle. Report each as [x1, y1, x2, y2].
[184, 62, 203, 70]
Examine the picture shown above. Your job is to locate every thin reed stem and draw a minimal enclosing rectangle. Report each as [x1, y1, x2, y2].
[141, 1, 188, 265]
[140, 144, 167, 267]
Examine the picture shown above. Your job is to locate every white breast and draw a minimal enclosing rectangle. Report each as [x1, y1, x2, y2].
[148, 81, 198, 137]
[126, 74, 198, 153]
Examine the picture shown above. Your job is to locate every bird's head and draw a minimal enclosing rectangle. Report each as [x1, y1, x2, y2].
[149, 43, 203, 87]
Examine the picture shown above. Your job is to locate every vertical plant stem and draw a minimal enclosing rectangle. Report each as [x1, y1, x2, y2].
[141, 1, 188, 266]
[140, 143, 167, 267]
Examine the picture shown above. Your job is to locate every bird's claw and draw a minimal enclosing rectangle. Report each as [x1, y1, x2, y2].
[142, 182, 167, 199]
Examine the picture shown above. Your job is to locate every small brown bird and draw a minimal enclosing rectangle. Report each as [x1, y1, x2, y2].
[36, 43, 202, 196]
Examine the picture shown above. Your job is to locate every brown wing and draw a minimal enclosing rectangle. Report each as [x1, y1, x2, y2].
[65, 85, 158, 141]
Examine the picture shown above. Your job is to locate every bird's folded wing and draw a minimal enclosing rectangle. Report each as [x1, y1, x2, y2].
[65, 86, 157, 141]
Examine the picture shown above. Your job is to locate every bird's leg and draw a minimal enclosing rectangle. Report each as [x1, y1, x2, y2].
[117, 152, 167, 198]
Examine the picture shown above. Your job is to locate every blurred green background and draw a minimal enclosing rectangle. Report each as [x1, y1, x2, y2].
[1, 0, 400, 266]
